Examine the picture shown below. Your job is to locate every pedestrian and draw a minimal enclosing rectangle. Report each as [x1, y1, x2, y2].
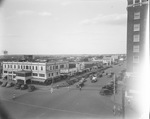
[117, 107, 122, 116]
[127, 99, 130, 105]
[79, 86, 82, 91]
[12, 93, 16, 100]
[50, 87, 53, 93]
[68, 86, 70, 91]
[113, 105, 116, 116]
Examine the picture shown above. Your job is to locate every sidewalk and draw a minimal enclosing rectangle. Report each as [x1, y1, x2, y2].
[110, 83, 141, 119]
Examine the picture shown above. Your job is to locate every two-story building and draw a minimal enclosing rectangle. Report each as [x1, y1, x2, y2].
[2, 61, 85, 84]
[2, 61, 68, 84]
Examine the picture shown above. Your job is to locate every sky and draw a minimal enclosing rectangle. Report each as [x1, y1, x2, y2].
[0, 0, 127, 55]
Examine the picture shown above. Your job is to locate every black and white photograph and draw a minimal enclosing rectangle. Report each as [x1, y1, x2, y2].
[0, 0, 149, 119]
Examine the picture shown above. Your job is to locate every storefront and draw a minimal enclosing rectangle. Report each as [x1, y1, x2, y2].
[15, 70, 32, 84]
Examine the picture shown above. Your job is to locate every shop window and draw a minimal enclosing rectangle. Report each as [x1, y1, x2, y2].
[33, 73, 38, 76]
[4, 71, 7, 73]
[39, 74, 45, 77]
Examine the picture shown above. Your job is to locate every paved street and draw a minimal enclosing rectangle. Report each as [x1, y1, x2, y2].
[0, 63, 138, 119]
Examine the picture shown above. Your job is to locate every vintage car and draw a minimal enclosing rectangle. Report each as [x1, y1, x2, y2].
[100, 88, 113, 96]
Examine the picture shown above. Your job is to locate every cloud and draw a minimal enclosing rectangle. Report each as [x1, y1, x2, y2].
[16, 10, 52, 17]
[38, 12, 52, 16]
[61, 1, 71, 6]
[16, 10, 35, 15]
[80, 14, 127, 26]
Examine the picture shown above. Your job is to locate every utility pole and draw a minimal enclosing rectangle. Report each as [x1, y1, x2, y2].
[122, 86, 125, 119]
[113, 74, 116, 116]
[122, 76, 126, 119]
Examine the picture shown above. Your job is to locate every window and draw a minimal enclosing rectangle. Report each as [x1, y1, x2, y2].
[53, 66, 55, 70]
[60, 65, 64, 69]
[133, 56, 139, 63]
[8, 65, 9, 68]
[4, 71, 7, 73]
[25, 73, 32, 77]
[133, 45, 140, 52]
[18, 65, 20, 69]
[5, 65, 6, 68]
[26, 66, 28, 69]
[8, 71, 12, 74]
[14, 65, 16, 69]
[49, 73, 51, 77]
[134, 12, 140, 20]
[24, 66, 25, 69]
[21, 65, 22, 69]
[128, 0, 133, 5]
[33, 73, 38, 76]
[135, 0, 140, 3]
[56, 72, 59, 75]
[55, 65, 58, 69]
[41, 66, 43, 71]
[13, 75, 16, 78]
[142, 0, 148, 2]
[32, 66, 34, 70]
[10, 65, 12, 68]
[51, 73, 53, 76]
[50, 66, 52, 70]
[39, 74, 45, 77]
[134, 24, 140, 31]
[36, 66, 38, 70]
[133, 34, 140, 42]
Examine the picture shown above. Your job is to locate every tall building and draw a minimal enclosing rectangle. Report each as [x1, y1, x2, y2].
[126, 0, 149, 74]
[125, 0, 149, 117]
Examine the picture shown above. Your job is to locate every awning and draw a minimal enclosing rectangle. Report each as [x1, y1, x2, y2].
[31, 78, 46, 82]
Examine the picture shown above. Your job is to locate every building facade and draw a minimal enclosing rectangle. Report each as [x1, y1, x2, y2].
[2, 61, 85, 83]
[126, 0, 149, 73]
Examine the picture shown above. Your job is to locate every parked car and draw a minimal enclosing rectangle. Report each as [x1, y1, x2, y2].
[100, 88, 113, 96]
[14, 83, 22, 89]
[28, 85, 36, 92]
[55, 82, 69, 89]
[102, 85, 113, 90]
[1, 82, 7, 87]
[20, 84, 28, 90]
[76, 81, 84, 88]
[0, 81, 3, 85]
[6, 82, 14, 88]
[91, 76, 97, 83]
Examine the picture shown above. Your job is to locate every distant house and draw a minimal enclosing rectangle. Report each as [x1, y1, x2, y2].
[0, 62, 2, 78]
[101, 56, 113, 65]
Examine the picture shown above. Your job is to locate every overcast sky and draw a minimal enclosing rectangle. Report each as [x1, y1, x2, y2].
[0, 0, 127, 55]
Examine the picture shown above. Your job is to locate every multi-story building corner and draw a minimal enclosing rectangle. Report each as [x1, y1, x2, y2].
[2, 61, 85, 84]
[125, 0, 149, 117]
[126, 0, 149, 74]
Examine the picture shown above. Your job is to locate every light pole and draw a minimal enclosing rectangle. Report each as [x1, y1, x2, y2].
[113, 73, 116, 116]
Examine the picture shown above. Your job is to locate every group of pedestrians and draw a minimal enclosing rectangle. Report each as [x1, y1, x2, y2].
[113, 105, 122, 116]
